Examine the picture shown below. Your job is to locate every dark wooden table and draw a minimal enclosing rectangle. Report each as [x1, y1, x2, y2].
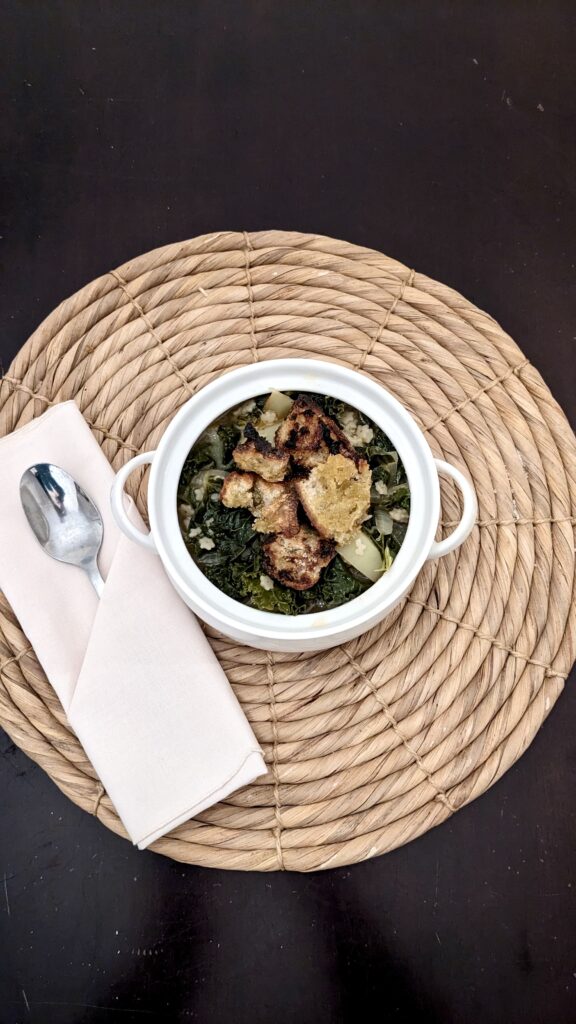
[1, 3, 575, 1022]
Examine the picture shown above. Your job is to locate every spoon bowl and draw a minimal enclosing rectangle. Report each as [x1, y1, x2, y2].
[20, 464, 105, 596]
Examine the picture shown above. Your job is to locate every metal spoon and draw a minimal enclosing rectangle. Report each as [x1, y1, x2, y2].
[20, 464, 105, 596]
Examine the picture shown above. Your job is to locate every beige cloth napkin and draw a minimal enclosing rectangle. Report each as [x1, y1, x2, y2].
[0, 402, 266, 848]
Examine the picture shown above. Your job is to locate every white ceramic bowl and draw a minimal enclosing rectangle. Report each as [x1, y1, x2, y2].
[111, 359, 476, 652]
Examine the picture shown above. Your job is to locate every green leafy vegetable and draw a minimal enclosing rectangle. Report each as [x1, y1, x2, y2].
[178, 442, 215, 492]
[364, 424, 395, 458]
[217, 423, 241, 467]
[301, 555, 372, 612]
[233, 564, 298, 615]
[305, 392, 347, 422]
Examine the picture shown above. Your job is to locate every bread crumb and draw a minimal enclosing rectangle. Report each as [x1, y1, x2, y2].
[199, 536, 215, 550]
[339, 410, 374, 446]
[259, 574, 274, 591]
[356, 424, 374, 444]
[188, 527, 201, 538]
[179, 502, 193, 531]
[260, 409, 278, 425]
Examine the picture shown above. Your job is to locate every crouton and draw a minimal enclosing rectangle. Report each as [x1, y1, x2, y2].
[274, 397, 325, 459]
[274, 396, 360, 469]
[294, 453, 372, 544]
[220, 471, 255, 510]
[233, 423, 290, 482]
[292, 447, 329, 469]
[252, 478, 299, 537]
[262, 525, 335, 590]
[220, 472, 298, 537]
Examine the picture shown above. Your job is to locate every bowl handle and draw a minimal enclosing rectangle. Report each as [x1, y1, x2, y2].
[427, 459, 477, 560]
[110, 451, 157, 550]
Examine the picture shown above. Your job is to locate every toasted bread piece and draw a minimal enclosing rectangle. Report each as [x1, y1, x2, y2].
[291, 443, 330, 470]
[274, 396, 360, 469]
[220, 471, 255, 509]
[263, 525, 335, 590]
[295, 453, 372, 544]
[252, 478, 299, 537]
[274, 397, 325, 456]
[233, 423, 290, 482]
[220, 472, 298, 537]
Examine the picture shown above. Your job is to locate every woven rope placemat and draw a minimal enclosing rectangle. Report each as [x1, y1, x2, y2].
[1, 231, 575, 872]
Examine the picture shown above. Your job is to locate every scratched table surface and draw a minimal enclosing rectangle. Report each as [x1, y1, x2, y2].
[1, 3, 576, 1023]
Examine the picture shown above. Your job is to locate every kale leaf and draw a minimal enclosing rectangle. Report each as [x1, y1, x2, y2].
[179, 443, 215, 493]
[304, 392, 347, 421]
[300, 555, 372, 612]
[364, 424, 395, 457]
[217, 423, 241, 467]
[192, 502, 255, 565]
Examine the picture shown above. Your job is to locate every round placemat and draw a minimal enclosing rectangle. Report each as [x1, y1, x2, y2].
[0, 231, 574, 872]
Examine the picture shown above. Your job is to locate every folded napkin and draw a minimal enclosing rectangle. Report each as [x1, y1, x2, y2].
[0, 402, 266, 848]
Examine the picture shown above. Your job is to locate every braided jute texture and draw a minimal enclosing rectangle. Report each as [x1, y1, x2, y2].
[1, 230, 575, 872]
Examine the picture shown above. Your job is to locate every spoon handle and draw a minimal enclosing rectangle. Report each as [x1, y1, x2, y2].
[84, 561, 105, 598]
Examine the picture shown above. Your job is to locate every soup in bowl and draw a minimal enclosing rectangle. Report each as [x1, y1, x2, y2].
[176, 390, 411, 615]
